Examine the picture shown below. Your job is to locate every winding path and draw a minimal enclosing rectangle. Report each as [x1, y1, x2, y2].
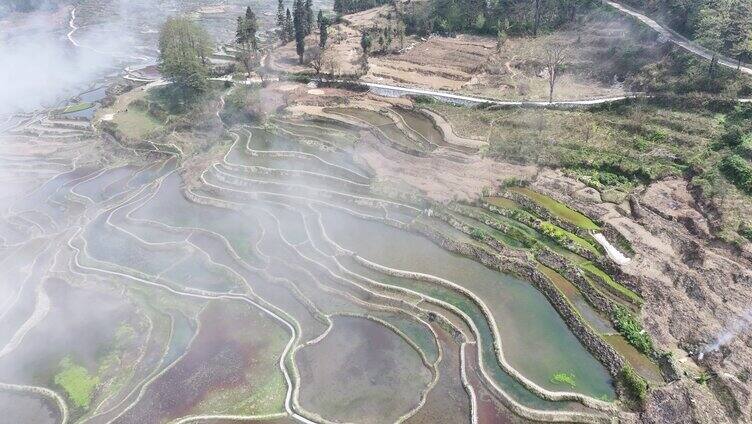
[66, 7, 79, 48]
[364, 82, 639, 107]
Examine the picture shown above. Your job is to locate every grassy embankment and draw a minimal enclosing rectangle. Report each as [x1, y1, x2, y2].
[426, 99, 752, 243]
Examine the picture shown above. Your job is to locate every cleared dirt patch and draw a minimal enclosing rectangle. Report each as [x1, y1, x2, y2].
[355, 130, 536, 202]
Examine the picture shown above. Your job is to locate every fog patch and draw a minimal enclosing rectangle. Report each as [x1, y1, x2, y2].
[0, 1, 143, 116]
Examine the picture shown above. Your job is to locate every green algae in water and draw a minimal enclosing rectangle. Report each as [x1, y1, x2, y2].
[55, 357, 99, 410]
[551, 372, 576, 388]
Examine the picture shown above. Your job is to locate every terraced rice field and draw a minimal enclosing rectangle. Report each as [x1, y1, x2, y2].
[0, 97, 654, 423]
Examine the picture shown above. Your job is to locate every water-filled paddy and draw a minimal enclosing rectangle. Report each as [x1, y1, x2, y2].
[0, 391, 59, 424]
[0, 83, 627, 423]
[318, 207, 615, 400]
[117, 300, 288, 422]
[296, 315, 432, 423]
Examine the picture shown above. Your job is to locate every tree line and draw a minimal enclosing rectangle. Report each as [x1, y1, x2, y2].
[622, 0, 752, 65]
[276, 0, 318, 63]
[402, 0, 597, 37]
[333, 0, 391, 15]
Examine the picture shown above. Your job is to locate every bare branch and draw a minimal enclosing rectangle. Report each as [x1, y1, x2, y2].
[543, 43, 567, 103]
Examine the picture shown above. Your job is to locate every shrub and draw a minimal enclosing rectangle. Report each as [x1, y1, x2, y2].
[540, 222, 569, 246]
[499, 177, 528, 188]
[721, 125, 745, 147]
[738, 138, 752, 159]
[740, 225, 752, 242]
[412, 95, 436, 105]
[646, 130, 667, 143]
[470, 228, 485, 240]
[696, 371, 711, 385]
[719, 154, 752, 193]
[619, 365, 647, 403]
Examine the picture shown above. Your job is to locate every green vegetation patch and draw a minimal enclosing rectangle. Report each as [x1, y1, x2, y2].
[581, 262, 642, 305]
[720, 154, 752, 194]
[569, 168, 634, 192]
[619, 365, 648, 404]
[483, 196, 522, 211]
[112, 101, 162, 140]
[539, 221, 600, 255]
[740, 224, 752, 242]
[508, 187, 600, 230]
[61, 102, 93, 114]
[612, 306, 653, 356]
[551, 372, 577, 388]
[54, 357, 100, 410]
[469, 227, 486, 240]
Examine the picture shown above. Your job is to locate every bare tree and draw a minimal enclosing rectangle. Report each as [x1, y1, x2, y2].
[237, 50, 261, 81]
[324, 55, 338, 77]
[543, 44, 567, 103]
[305, 45, 324, 75]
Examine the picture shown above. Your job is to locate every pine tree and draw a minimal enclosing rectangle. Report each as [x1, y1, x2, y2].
[333, 0, 343, 14]
[318, 12, 329, 48]
[360, 31, 371, 53]
[236, 7, 259, 76]
[244, 6, 258, 50]
[236, 16, 247, 45]
[284, 8, 294, 43]
[304, 0, 314, 35]
[277, 0, 285, 27]
[293, 0, 306, 64]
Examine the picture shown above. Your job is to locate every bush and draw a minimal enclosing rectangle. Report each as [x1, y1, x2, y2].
[720, 154, 752, 193]
[721, 125, 745, 147]
[540, 222, 569, 246]
[619, 365, 647, 403]
[738, 139, 752, 159]
[740, 225, 752, 242]
[470, 228, 485, 240]
[500, 177, 528, 188]
[613, 306, 654, 355]
[412, 95, 436, 105]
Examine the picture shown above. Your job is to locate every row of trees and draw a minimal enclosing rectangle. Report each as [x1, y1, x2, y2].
[622, 0, 752, 66]
[277, 0, 314, 42]
[403, 0, 597, 37]
[359, 20, 406, 55]
[333, 0, 391, 15]
[695, 0, 752, 68]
